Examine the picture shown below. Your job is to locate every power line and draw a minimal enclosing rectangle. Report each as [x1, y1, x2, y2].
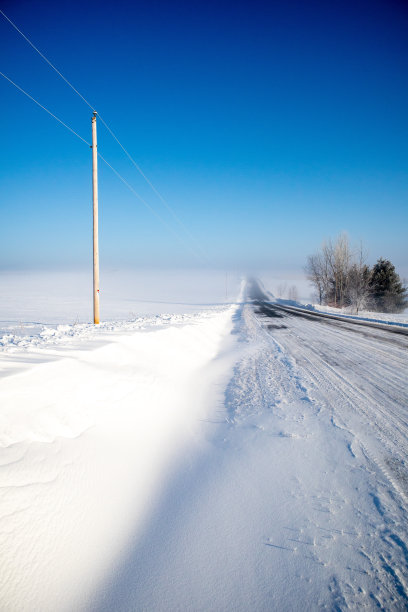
[0, 71, 206, 261]
[97, 116, 211, 262]
[0, 8, 210, 263]
[0, 8, 96, 112]
[97, 153, 206, 260]
[0, 71, 90, 145]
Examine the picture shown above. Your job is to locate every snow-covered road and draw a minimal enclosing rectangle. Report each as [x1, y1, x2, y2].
[1, 278, 407, 610]
[227, 280, 408, 609]
[250, 280, 408, 490]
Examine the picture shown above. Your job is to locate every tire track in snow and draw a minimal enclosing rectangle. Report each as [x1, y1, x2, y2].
[252, 294, 408, 497]
[246, 280, 408, 608]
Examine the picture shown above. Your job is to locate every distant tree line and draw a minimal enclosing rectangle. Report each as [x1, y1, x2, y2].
[305, 234, 407, 313]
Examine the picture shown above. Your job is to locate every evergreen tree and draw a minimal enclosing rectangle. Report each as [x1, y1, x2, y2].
[369, 258, 407, 313]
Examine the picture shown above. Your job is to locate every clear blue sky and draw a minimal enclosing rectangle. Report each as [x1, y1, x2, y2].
[1, 0, 407, 276]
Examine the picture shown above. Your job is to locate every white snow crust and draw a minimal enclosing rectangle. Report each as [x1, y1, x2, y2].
[1, 273, 407, 610]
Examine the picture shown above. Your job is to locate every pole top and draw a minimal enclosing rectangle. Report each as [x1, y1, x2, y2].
[93, 110, 97, 117]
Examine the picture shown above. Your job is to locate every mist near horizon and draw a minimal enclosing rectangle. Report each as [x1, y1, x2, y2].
[0, 268, 314, 331]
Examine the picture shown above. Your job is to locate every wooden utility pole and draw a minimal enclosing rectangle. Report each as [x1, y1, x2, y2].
[92, 111, 100, 324]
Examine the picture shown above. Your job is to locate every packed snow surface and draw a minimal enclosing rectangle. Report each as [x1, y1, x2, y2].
[1, 274, 407, 610]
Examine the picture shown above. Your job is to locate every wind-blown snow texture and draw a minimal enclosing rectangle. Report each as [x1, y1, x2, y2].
[0, 276, 407, 611]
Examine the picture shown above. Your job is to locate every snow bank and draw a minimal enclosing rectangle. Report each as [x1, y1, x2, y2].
[274, 298, 408, 327]
[0, 301, 239, 611]
[0, 311, 221, 354]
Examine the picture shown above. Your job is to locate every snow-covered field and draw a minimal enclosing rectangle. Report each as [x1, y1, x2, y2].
[1, 272, 407, 610]
[0, 267, 242, 331]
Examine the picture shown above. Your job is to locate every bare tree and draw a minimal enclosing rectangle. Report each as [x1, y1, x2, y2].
[306, 234, 351, 307]
[276, 283, 287, 298]
[347, 242, 371, 313]
[306, 233, 353, 308]
[320, 241, 334, 303]
[288, 285, 299, 302]
[331, 233, 352, 307]
[306, 235, 407, 313]
[305, 254, 324, 304]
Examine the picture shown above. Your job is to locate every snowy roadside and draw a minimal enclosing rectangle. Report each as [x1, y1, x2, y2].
[255, 277, 408, 327]
[0, 298, 242, 612]
[275, 298, 408, 328]
[0, 310, 225, 354]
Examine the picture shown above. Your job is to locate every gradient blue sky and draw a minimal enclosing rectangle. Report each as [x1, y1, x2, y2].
[1, 0, 407, 276]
